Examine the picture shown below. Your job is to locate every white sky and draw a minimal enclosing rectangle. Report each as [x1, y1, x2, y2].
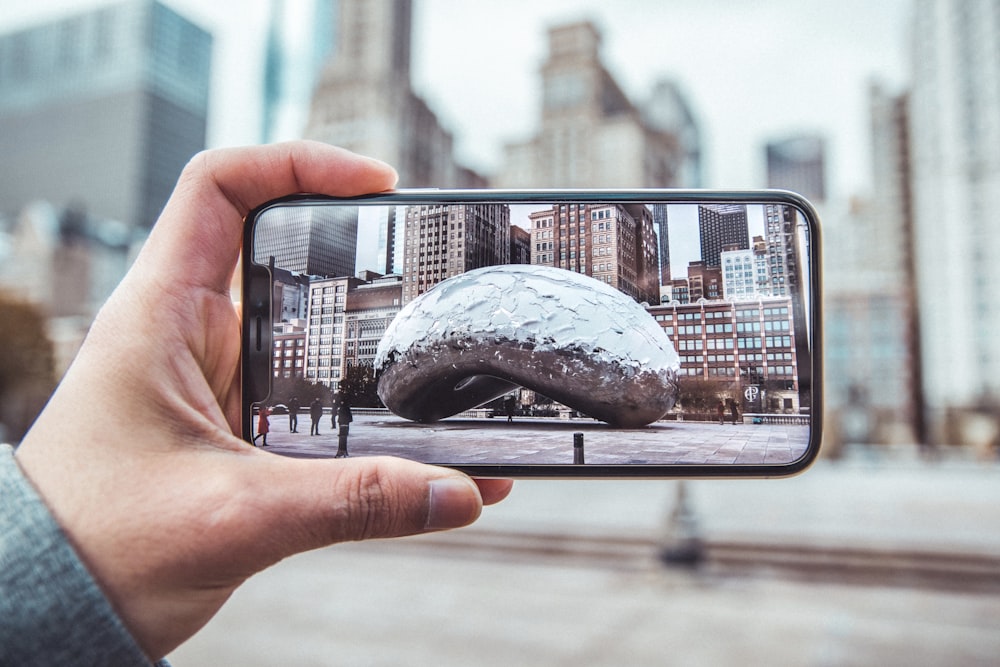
[2, 0, 912, 201]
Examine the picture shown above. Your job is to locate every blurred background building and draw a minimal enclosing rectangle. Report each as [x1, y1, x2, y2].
[822, 83, 924, 447]
[909, 0, 1000, 447]
[1, 0, 999, 450]
[303, 0, 485, 188]
[765, 134, 827, 204]
[260, 0, 336, 143]
[643, 79, 704, 188]
[497, 21, 689, 189]
[0, 0, 211, 232]
[0, 0, 211, 437]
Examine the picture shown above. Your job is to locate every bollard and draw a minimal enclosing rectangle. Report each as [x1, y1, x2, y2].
[573, 432, 585, 464]
[335, 424, 350, 458]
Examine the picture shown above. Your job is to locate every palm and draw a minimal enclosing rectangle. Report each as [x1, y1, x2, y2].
[13, 143, 511, 661]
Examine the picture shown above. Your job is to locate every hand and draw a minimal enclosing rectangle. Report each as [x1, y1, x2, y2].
[14, 141, 513, 660]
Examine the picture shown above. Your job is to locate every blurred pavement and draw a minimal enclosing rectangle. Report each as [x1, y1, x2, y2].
[169, 446, 1000, 666]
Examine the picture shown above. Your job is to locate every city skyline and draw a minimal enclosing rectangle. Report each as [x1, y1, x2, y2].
[1, 0, 911, 198]
[355, 202, 767, 281]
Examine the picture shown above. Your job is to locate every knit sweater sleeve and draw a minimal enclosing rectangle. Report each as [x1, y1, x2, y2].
[0, 444, 168, 666]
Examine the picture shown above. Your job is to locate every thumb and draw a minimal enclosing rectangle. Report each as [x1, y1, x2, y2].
[241, 455, 485, 558]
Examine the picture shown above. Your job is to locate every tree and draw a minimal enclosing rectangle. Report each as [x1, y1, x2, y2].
[270, 375, 328, 407]
[340, 364, 381, 408]
[675, 378, 739, 414]
[0, 293, 56, 441]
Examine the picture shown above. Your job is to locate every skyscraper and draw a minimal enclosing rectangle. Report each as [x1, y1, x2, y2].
[373, 206, 400, 275]
[765, 135, 827, 203]
[254, 205, 359, 278]
[0, 0, 212, 230]
[652, 204, 671, 285]
[698, 205, 750, 268]
[304, 275, 358, 386]
[910, 0, 1000, 438]
[498, 21, 688, 189]
[762, 204, 799, 298]
[528, 203, 660, 305]
[764, 204, 811, 377]
[401, 204, 511, 303]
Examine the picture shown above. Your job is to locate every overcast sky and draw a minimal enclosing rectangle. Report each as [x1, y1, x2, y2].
[3, 0, 912, 201]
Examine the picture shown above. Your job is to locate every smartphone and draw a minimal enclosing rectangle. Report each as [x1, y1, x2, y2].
[242, 190, 822, 477]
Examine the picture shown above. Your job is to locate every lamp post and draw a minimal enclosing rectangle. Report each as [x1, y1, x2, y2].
[658, 481, 702, 568]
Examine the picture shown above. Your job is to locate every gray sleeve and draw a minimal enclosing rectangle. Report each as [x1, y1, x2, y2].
[0, 444, 168, 666]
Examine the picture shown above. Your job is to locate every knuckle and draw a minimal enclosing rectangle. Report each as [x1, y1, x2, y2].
[181, 148, 214, 178]
[339, 461, 407, 541]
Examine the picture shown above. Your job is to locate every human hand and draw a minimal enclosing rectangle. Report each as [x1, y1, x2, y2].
[14, 141, 513, 660]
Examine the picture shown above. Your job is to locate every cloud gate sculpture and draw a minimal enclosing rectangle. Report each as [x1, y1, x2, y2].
[375, 265, 680, 428]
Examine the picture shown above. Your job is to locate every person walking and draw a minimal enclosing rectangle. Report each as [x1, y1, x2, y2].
[729, 399, 739, 425]
[335, 398, 354, 458]
[309, 397, 323, 436]
[504, 395, 516, 423]
[330, 390, 341, 430]
[717, 401, 725, 425]
[287, 396, 300, 433]
[253, 405, 270, 447]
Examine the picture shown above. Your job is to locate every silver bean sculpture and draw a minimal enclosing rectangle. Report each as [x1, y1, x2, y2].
[375, 265, 680, 428]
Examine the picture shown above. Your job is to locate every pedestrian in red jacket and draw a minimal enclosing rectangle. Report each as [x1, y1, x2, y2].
[254, 405, 270, 447]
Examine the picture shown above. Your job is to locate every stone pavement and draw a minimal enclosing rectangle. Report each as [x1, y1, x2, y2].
[258, 413, 810, 466]
[169, 448, 1000, 666]
[169, 543, 1000, 666]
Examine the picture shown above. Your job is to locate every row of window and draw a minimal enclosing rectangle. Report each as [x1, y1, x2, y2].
[306, 369, 342, 380]
[310, 315, 343, 326]
[675, 335, 794, 351]
[680, 366, 795, 378]
[664, 320, 791, 336]
[657, 307, 791, 322]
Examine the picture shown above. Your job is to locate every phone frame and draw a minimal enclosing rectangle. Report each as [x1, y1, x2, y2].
[242, 189, 823, 478]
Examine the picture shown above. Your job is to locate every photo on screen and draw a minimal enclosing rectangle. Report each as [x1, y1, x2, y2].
[246, 198, 815, 468]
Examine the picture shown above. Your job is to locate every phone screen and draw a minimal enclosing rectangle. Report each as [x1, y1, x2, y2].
[242, 191, 820, 477]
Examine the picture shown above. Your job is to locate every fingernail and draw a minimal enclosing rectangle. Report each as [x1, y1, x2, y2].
[425, 477, 481, 530]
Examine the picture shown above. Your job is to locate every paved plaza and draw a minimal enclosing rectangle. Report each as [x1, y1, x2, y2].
[257, 413, 810, 466]
[170, 448, 1000, 666]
